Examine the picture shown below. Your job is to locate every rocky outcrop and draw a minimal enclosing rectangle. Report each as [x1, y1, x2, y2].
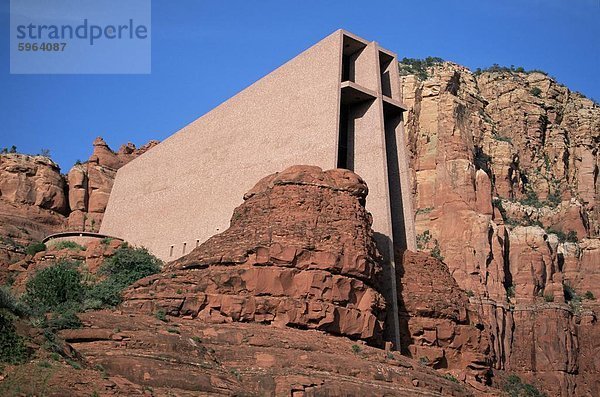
[123, 165, 387, 343]
[398, 251, 492, 390]
[0, 154, 69, 263]
[400, 61, 599, 396]
[67, 137, 159, 231]
[0, 154, 68, 215]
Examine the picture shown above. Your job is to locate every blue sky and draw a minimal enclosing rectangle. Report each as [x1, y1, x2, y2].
[1, 0, 599, 172]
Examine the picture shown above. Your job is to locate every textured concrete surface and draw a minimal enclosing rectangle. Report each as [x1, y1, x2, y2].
[101, 29, 415, 261]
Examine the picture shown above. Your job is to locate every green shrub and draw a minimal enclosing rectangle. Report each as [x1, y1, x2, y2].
[155, 310, 167, 322]
[84, 246, 162, 309]
[520, 189, 542, 208]
[530, 87, 542, 97]
[566, 231, 578, 243]
[100, 237, 113, 245]
[431, 241, 444, 262]
[24, 260, 84, 312]
[506, 285, 516, 298]
[0, 314, 28, 364]
[100, 246, 162, 286]
[563, 283, 579, 302]
[465, 290, 474, 297]
[53, 240, 85, 251]
[544, 293, 554, 302]
[351, 344, 362, 354]
[584, 291, 596, 300]
[503, 374, 547, 397]
[546, 191, 561, 207]
[85, 279, 125, 308]
[416, 230, 431, 250]
[25, 242, 46, 256]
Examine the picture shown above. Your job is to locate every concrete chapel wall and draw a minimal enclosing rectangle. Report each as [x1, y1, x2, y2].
[101, 29, 416, 266]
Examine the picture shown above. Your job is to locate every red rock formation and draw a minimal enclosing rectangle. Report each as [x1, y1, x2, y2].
[398, 251, 492, 389]
[123, 165, 387, 343]
[0, 154, 68, 215]
[400, 61, 599, 396]
[67, 137, 159, 231]
[0, 154, 69, 264]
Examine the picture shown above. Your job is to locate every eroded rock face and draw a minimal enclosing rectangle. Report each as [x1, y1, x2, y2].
[0, 154, 68, 214]
[401, 62, 600, 396]
[0, 154, 69, 263]
[122, 165, 387, 343]
[398, 251, 492, 388]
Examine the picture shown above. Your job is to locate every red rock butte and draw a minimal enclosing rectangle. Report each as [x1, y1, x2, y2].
[100, 30, 417, 348]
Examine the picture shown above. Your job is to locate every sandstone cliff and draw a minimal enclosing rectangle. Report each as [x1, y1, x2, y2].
[400, 61, 599, 396]
[0, 138, 157, 265]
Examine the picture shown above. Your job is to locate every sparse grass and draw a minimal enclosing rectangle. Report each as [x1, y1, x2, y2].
[416, 207, 433, 215]
[443, 373, 459, 383]
[351, 344, 362, 354]
[167, 328, 180, 334]
[465, 290, 474, 297]
[543, 293, 554, 302]
[52, 240, 86, 251]
[493, 134, 513, 143]
[66, 358, 82, 370]
[38, 360, 51, 368]
[100, 237, 113, 245]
